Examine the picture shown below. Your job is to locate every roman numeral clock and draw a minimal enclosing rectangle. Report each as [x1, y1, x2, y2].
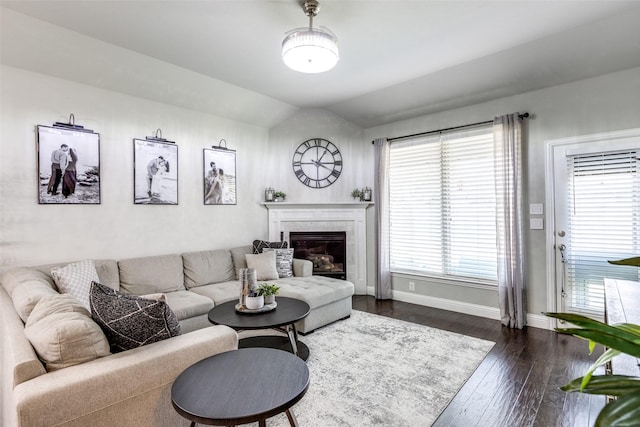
[292, 138, 342, 188]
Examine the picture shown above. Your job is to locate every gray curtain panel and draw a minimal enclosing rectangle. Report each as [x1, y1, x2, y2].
[493, 113, 526, 329]
[374, 138, 392, 300]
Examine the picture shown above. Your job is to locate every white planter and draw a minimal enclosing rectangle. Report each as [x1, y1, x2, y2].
[245, 296, 264, 310]
[264, 295, 275, 305]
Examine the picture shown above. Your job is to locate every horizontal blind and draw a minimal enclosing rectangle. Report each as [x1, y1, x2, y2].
[566, 150, 640, 316]
[389, 125, 497, 283]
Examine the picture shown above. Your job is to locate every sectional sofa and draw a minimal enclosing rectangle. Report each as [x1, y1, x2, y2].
[0, 244, 354, 427]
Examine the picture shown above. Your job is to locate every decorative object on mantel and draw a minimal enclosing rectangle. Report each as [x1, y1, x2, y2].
[133, 129, 178, 205]
[273, 191, 286, 202]
[361, 187, 372, 201]
[264, 187, 275, 202]
[351, 188, 362, 200]
[203, 139, 237, 205]
[282, 0, 339, 74]
[37, 114, 101, 205]
[292, 138, 342, 188]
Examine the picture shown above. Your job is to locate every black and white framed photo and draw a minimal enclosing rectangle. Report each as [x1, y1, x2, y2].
[37, 125, 101, 204]
[203, 147, 236, 205]
[134, 138, 178, 205]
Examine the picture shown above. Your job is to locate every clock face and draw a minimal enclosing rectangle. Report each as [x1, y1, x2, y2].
[292, 138, 343, 188]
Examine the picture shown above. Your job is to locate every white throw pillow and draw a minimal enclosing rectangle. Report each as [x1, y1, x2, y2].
[245, 251, 279, 281]
[51, 259, 100, 311]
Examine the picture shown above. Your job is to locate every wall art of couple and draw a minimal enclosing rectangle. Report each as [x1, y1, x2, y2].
[37, 125, 101, 204]
[134, 138, 178, 205]
[203, 147, 236, 205]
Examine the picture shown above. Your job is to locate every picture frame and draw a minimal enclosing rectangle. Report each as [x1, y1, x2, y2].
[203, 147, 236, 205]
[37, 124, 101, 204]
[133, 138, 178, 205]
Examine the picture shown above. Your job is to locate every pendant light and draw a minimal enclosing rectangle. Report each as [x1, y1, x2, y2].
[282, 0, 339, 73]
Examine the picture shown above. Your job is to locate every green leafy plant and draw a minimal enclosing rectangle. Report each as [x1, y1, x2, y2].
[273, 191, 286, 200]
[257, 283, 280, 297]
[544, 255, 640, 427]
[351, 188, 362, 200]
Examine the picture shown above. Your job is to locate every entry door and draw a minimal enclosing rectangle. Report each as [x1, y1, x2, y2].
[550, 130, 640, 319]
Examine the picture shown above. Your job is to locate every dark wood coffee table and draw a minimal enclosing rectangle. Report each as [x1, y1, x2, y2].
[208, 297, 310, 360]
[172, 348, 309, 427]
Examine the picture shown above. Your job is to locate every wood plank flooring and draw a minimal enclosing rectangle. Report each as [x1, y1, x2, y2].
[351, 296, 606, 427]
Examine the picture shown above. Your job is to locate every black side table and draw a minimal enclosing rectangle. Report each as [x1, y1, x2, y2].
[208, 297, 311, 360]
[171, 348, 310, 426]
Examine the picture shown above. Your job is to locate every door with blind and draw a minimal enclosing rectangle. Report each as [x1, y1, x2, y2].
[551, 131, 640, 320]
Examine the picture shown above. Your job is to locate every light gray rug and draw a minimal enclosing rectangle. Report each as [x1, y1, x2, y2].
[242, 310, 494, 426]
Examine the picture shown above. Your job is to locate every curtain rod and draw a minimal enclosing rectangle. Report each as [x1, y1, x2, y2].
[371, 112, 529, 144]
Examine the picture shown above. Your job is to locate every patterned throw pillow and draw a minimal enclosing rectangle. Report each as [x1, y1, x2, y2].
[51, 259, 100, 311]
[252, 240, 288, 254]
[90, 282, 181, 353]
[263, 248, 294, 278]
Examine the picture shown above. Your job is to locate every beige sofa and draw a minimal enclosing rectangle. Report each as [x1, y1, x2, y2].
[0, 245, 354, 427]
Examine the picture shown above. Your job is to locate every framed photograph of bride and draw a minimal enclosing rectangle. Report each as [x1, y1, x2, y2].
[133, 138, 178, 205]
[203, 146, 236, 205]
[36, 124, 101, 204]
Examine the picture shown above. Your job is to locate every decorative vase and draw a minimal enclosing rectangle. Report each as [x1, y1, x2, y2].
[264, 295, 275, 305]
[245, 295, 264, 310]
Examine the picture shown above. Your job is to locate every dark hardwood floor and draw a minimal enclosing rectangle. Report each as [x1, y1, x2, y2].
[351, 296, 606, 427]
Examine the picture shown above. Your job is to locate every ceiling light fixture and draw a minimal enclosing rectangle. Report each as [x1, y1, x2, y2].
[282, 0, 339, 73]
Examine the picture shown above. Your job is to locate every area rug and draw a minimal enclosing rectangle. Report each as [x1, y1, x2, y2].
[241, 310, 494, 426]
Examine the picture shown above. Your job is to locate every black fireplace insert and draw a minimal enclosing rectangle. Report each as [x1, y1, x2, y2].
[289, 231, 346, 280]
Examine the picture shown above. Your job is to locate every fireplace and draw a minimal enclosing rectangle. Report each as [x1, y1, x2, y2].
[289, 231, 346, 280]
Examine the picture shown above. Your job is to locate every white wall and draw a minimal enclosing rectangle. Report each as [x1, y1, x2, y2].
[0, 66, 271, 267]
[365, 66, 640, 323]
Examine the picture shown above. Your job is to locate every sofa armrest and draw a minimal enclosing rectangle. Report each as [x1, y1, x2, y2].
[293, 258, 313, 277]
[12, 326, 238, 427]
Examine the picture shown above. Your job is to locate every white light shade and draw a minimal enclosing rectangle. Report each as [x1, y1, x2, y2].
[282, 27, 339, 73]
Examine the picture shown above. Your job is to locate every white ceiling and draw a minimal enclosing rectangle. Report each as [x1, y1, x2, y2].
[2, 0, 640, 128]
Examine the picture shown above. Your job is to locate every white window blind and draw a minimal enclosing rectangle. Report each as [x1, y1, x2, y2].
[389, 125, 497, 283]
[565, 150, 640, 316]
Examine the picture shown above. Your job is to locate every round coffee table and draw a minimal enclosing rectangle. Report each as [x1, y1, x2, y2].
[208, 297, 311, 360]
[172, 348, 309, 427]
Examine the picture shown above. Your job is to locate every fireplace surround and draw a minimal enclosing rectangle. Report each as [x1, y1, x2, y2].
[264, 202, 371, 294]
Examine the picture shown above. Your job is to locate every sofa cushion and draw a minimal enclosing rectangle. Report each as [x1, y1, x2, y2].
[182, 249, 235, 289]
[1, 267, 56, 296]
[245, 251, 279, 281]
[51, 259, 100, 310]
[11, 280, 59, 322]
[272, 276, 355, 309]
[189, 280, 240, 305]
[118, 254, 185, 294]
[252, 239, 288, 254]
[90, 282, 181, 352]
[24, 294, 111, 371]
[263, 248, 294, 278]
[163, 290, 214, 320]
[230, 245, 253, 278]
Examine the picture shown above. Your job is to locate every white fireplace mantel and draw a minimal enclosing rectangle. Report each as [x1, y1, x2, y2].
[263, 202, 372, 294]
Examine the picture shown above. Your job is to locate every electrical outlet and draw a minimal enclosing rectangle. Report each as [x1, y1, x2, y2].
[409, 281, 415, 291]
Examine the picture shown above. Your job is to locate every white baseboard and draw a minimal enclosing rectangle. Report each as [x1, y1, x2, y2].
[364, 288, 552, 330]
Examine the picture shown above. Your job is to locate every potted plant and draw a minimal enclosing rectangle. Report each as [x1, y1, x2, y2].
[544, 255, 640, 426]
[351, 188, 362, 200]
[245, 291, 264, 310]
[257, 283, 280, 304]
[273, 191, 286, 202]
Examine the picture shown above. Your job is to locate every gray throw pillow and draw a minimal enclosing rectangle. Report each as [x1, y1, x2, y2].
[90, 281, 181, 353]
[252, 239, 288, 254]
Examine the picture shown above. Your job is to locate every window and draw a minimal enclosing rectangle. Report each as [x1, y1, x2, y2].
[389, 125, 497, 283]
[564, 150, 640, 315]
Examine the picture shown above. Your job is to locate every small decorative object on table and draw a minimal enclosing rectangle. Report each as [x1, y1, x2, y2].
[257, 283, 280, 305]
[273, 191, 286, 202]
[245, 294, 264, 310]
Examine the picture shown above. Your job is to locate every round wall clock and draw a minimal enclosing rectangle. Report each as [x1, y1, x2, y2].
[292, 138, 343, 188]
